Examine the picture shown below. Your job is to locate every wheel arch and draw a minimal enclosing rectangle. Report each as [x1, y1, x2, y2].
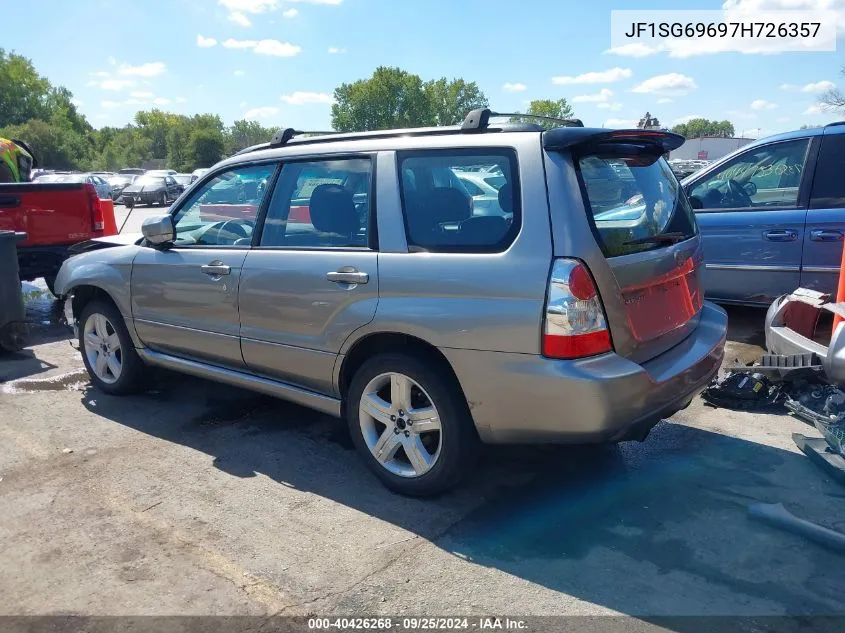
[69, 283, 142, 348]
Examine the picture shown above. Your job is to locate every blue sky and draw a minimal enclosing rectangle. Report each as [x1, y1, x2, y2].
[5, 0, 845, 137]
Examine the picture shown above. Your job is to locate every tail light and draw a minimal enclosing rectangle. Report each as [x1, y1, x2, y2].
[542, 259, 612, 359]
[85, 183, 105, 233]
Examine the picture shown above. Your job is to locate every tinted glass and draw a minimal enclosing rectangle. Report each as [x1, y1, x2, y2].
[398, 150, 519, 253]
[575, 152, 697, 257]
[171, 163, 276, 246]
[810, 134, 845, 209]
[689, 138, 809, 210]
[260, 158, 372, 248]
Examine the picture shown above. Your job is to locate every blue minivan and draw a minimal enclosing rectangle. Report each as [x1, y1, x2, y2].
[682, 122, 845, 306]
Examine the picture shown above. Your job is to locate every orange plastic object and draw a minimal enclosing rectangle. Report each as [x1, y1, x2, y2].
[834, 241, 845, 337]
[100, 198, 118, 235]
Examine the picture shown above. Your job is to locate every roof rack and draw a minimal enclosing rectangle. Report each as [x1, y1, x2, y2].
[236, 108, 584, 156]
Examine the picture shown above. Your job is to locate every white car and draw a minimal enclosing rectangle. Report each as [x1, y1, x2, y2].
[456, 172, 508, 217]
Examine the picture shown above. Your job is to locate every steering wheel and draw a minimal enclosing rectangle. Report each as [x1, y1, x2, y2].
[202, 219, 250, 246]
[724, 179, 753, 207]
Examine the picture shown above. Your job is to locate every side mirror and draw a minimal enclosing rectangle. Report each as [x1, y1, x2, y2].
[141, 214, 175, 245]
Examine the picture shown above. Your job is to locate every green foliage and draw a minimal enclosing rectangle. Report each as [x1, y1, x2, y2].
[0, 48, 51, 128]
[425, 77, 488, 126]
[188, 128, 226, 168]
[509, 99, 575, 130]
[0, 118, 91, 171]
[671, 118, 735, 138]
[227, 119, 275, 154]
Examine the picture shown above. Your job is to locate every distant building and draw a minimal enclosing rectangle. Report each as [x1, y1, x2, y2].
[669, 136, 755, 161]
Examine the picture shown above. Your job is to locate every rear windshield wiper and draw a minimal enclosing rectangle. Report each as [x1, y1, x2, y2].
[623, 232, 689, 246]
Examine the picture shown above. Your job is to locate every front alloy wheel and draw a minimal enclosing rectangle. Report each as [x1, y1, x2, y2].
[83, 312, 122, 384]
[359, 372, 442, 478]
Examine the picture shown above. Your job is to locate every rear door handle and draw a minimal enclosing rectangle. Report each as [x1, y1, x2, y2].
[201, 263, 231, 276]
[326, 269, 369, 284]
[763, 229, 798, 242]
[810, 229, 844, 242]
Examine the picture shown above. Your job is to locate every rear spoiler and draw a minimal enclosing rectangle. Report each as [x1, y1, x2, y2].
[543, 128, 685, 154]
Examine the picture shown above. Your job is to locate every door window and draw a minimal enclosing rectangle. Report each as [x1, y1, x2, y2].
[171, 163, 277, 246]
[810, 134, 845, 209]
[689, 138, 810, 210]
[259, 158, 372, 248]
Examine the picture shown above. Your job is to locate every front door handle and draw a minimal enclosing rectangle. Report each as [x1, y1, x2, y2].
[810, 229, 844, 242]
[763, 229, 798, 242]
[201, 263, 231, 276]
[326, 269, 369, 285]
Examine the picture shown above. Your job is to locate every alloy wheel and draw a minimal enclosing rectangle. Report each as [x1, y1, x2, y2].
[83, 313, 122, 384]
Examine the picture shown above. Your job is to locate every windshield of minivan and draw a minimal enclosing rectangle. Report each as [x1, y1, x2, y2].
[576, 152, 698, 257]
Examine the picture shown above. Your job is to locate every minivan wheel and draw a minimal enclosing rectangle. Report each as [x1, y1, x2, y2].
[347, 353, 479, 497]
[79, 300, 145, 395]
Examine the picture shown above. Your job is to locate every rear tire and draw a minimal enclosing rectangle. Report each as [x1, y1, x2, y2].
[78, 300, 146, 395]
[347, 353, 479, 497]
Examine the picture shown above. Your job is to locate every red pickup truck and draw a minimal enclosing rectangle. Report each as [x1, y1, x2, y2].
[0, 182, 117, 294]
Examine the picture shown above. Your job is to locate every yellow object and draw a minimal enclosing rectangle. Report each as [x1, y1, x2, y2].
[0, 137, 34, 182]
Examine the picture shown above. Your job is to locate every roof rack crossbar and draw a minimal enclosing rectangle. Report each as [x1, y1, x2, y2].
[461, 108, 584, 131]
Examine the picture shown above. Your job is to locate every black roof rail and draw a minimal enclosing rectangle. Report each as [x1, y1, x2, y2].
[461, 108, 584, 131]
[825, 121, 845, 128]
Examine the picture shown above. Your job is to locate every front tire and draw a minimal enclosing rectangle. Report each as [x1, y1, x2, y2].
[79, 300, 145, 395]
[347, 353, 479, 497]
[159, 192, 168, 207]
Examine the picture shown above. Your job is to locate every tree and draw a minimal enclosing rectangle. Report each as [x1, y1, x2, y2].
[227, 119, 274, 153]
[820, 67, 845, 111]
[332, 66, 434, 132]
[509, 98, 575, 130]
[0, 48, 50, 128]
[0, 119, 91, 170]
[637, 112, 662, 129]
[424, 77, 488, 126]
[671, 118, 735, 138]
[188, 128, 225, 168]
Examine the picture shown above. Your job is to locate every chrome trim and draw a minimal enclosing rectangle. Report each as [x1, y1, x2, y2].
[801, 266, 841, 274]
[137, 348, 341, 417]
[705, 264, 800, 272]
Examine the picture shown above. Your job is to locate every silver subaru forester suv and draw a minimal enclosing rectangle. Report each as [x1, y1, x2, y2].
[56, 110, 727, 496]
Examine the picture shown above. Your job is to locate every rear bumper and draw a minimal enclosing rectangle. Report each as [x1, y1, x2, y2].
[16, 244, 71, 281]
[443, 301, 727, 444]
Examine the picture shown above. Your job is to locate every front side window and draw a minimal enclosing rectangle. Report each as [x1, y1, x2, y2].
[171, 163, 277, 246]
[398, 150, 520, 253]
[689, 138, 810, 210]
[259, 158, 372, 248]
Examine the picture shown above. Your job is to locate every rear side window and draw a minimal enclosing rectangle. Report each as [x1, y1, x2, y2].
[810, 134, 845, 209]
[398, 149, 520, 253]
[575, 152, 697, 257]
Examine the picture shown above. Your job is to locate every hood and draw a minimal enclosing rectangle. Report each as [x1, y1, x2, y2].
[124, 183, 164, 194]
[68, 232, 143, 255]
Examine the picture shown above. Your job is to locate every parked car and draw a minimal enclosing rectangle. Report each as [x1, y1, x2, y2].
[121, 174, 184, 208]
[118, 167, 146, 176]
[455, 171, 509, 217]
[0, 179, 116, 294]
[49, 173, 112, 200]
[682, 122, 845, 306]
[173, 173, 193, 189]
[107, 174, 138, 202]
[191, 167, 210, 182]
[55, 111, 727, 496]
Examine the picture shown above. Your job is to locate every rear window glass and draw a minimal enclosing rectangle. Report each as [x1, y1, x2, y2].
[398, 149, 520, 253]
[575, 152, 698, 257]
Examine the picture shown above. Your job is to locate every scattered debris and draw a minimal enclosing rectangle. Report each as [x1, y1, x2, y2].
[701, 371, 783, 411]
[61, 448, 73, 454]
[749, 502, 845, 554]
[794, 434, 845, 486]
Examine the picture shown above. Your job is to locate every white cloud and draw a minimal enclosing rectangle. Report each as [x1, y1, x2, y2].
[101, 100, 123, 109]
[283, 8, 298, 16]
[673, 114, 704, 125]
[244, 106, 280, 120]
[176, 97, 187, 103]
[802, 80, 836, 93]
[118, 62, 166, 77]
[572, 88, 613, 103]
[779, 83, 798, 91]
[288, 0, 343, 3]
[604, 43, 661, 58]
[234, 70, 246, 76]
[228, 11, 252, 26]
[99, 79, 136, 91]
[596, 102, 623, 111]
[223, 38, 258, 48]
[750, 99, 778, 110]
[153, 97, 171, 105]
[805, 104, 824, 115]
[130, 90, 154, 98]
[197, 34, 217, 47]
[631, 73, 697, 96]
[254, 39, 301, 56]
[656, 98, 673, 104]
[502, 82, 527, 92]
[552, 67, 632, 85]
[281, 91, 334, 105]
[604, 118, 638, 128]
[219, 0, 278, 11]
[328, 47, 346, 54]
